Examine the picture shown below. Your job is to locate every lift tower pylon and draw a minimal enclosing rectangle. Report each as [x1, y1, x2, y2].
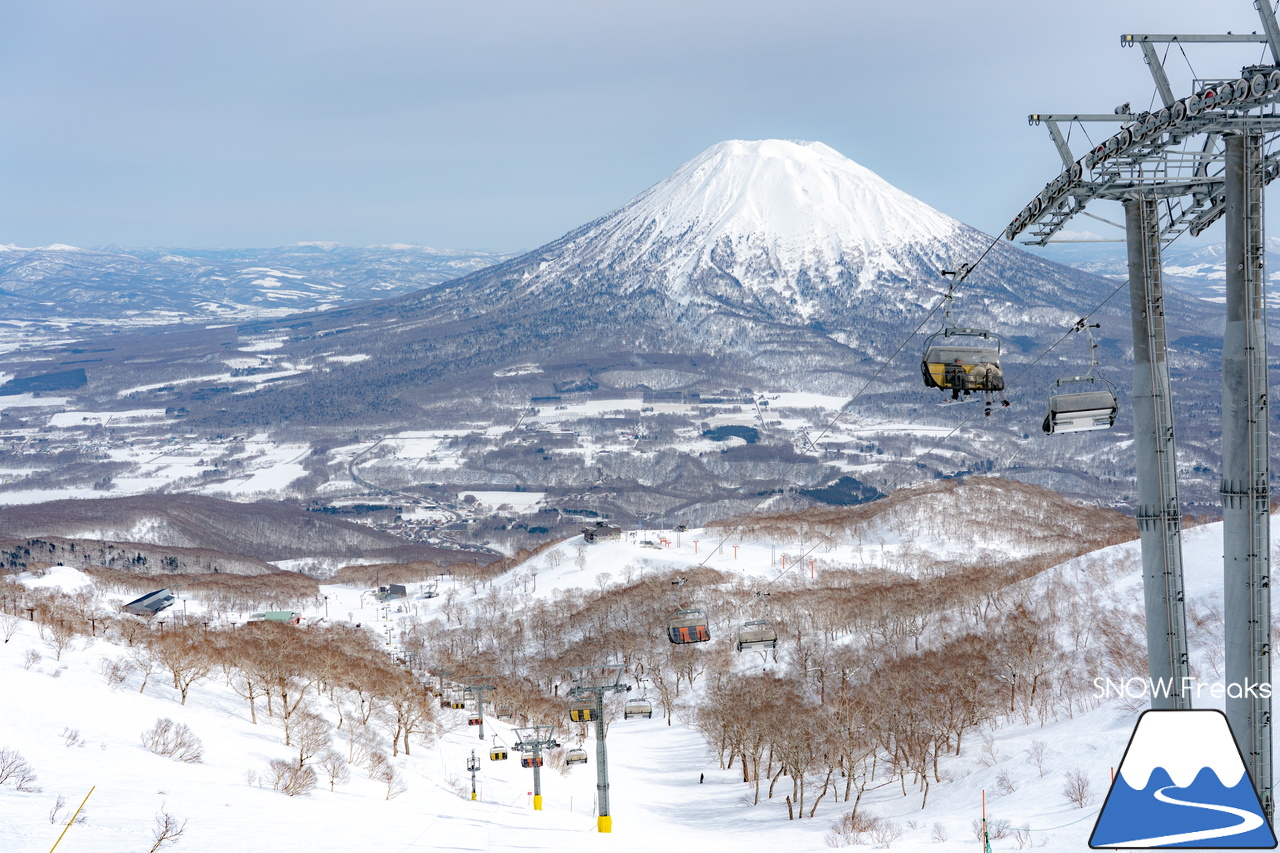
[567, 664, 631, 834]
[1124, 196, 1192, 711]
[1223, 130, 1272, 817]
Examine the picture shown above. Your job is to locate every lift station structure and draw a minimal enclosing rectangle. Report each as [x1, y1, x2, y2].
[1007, 0, 1280, 816]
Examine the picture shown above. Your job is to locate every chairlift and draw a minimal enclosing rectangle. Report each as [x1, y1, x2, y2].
[468, 714, 482, 726]
[1043, 382, 1118, 434]
[521, 755, 544, 768]
[921, 327, 1004, 397]
[569, 699, 596, 722]
[490, 747, 508, 761]
[668, 607, 710, 644]
[1043, 321, 1118, 435]
[566, 748, 588, 765]
[623, 698, 653, 719]
[736, 619, 778, 652]
[496, 707, 513, 719]
[450, 698, 467, 710]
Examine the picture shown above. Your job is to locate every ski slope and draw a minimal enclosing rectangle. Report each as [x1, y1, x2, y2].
[0, 512, 1272, 852]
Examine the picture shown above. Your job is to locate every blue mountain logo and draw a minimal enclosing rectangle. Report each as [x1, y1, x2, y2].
[1090, 709, 1276, 848]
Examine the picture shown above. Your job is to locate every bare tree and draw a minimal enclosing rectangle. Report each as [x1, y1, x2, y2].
[1062, 768, 1092, 808]
[150, 629, 212, 705]
[148, 810, 187, 853]
[0, 747, 39, 791]
[377, 762, 407, 800]
[318, 749, 351, 791]
[266, 759, 316, 797]
[290, 708, 331, 769]
[99, 656, 133, 690]
[141, 719, 203, 763]
[129, 642, 158, 694]
[43, 618, 78, 661]
[1026, 740, 1049, 777]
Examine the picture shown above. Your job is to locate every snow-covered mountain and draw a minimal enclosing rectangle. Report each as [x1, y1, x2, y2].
[389, 139, 1121, 339]
[0, 139, 1229, 516]
[200, 139, 1192, 421]
[535, 140, 961, 318]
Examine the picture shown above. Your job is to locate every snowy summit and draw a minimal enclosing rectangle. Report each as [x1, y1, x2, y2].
[609, 139, 959, 263]
[541, 139, 965, 312]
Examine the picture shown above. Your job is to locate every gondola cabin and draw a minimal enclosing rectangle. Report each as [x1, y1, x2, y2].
[1043, 388, 1118, 434]
[569, 700, 595, 722]
[736, 620, 778, 652]
[521, 755, 543, 768]
[490, 747, 508, 761]
[624, 699, 653, 720]
[566, 749, 588, 765]
[668, 608, 711, 644]
[921, 328, 1004, 392]
[468, 714, 482, 726]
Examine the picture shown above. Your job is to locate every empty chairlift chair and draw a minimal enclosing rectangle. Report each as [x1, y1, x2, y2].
[490, 747, 508, 761]
[521, 755, 543, 768]
[468, 714, 482, 726]
[496, 707, 513, 719]
[668, 607, 711, 644]
[566, 748, 588, 765]
[1043, 378, 1118, 434]
[569, 700, 595, 722]
[623, 698, 653, 720]
[736, 619, 778, 652]
[921, 328, 1004, 399]
[1044, 320, 1117, 434]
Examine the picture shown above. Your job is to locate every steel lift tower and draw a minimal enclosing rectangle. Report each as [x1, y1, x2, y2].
[567, 663, 631, 833]
[1008, 1, 1280, 816]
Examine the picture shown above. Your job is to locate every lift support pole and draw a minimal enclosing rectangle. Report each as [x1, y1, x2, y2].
[1224, 131, 1273, 817]
[1124, 195, 1192, 710]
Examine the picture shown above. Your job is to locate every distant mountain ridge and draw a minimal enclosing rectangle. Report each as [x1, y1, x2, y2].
[0, 242, 510, 320]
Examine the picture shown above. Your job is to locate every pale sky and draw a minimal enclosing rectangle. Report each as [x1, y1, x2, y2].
[0, 1, 1274, 252]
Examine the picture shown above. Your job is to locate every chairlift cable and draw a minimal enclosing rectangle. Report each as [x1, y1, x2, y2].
[759, 272, 1134, 589]
[678, 201, 1132, 590]
[1176, 40, 1198, 81]
[679, 227, 1011, 584]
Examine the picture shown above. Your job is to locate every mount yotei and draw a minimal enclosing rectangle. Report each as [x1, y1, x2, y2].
[0, 140, 1232, 542]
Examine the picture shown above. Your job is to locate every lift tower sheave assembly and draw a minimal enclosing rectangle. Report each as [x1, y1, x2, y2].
[1009, 1, 1279, 816]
